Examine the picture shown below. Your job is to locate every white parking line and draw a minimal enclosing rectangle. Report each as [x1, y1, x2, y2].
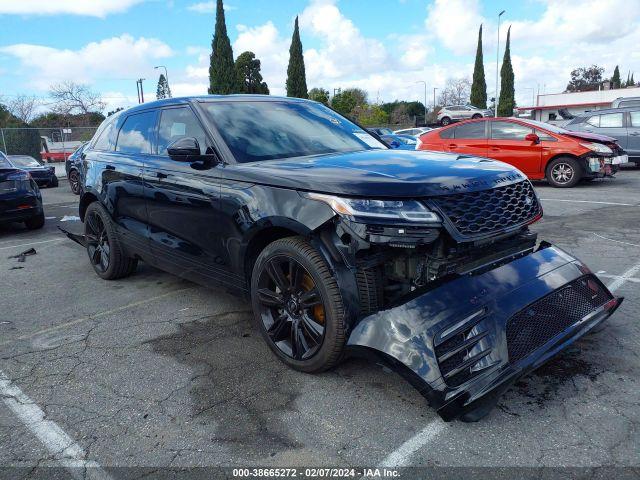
[0, 370, 113, 480]
[539, 198, 636, 206]
[0, 238, 65, 250]
[379, 262, 640, 468]
[593, 233, 640, 249]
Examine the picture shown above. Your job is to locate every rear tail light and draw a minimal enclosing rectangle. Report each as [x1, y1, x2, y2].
[7, 171, 31, 181]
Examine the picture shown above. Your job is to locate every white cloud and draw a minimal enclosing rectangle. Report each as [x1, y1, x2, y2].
[425, 0, 485, 56]
[1, 35, 173, 90]
[187, 1, 236, 14]
[0, 0, 144, 17]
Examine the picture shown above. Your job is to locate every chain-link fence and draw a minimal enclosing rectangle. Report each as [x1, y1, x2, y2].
[0, 126, 99, 163]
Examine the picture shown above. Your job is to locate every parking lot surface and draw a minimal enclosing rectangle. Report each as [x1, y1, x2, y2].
[1, 171, 639, 477]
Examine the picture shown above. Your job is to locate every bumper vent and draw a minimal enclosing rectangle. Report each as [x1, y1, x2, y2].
[506, 275, 612, 364]
[435, 312, 492, 388]
[430, 180, 541, 239]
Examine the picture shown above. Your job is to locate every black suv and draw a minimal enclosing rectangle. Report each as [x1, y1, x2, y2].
[74, 96, 621, 421]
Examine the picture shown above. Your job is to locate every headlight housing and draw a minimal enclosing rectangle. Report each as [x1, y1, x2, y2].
[580, 142, 613, 155]
[302, 192, 440, 223]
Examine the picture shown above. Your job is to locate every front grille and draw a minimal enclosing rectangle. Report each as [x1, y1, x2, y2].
[435, 312, 492, 388]
[430, 180, 541, 239]
[506, 275, 612, 364]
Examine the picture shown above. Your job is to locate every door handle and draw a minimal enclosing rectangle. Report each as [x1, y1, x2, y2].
[156, 172, 168, 179]
[448, 144, 458, 149]
[105, 164, 115, 170]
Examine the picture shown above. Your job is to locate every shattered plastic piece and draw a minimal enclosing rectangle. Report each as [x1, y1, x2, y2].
[60, 215, 81, 222]
[8, 248, 37, 263]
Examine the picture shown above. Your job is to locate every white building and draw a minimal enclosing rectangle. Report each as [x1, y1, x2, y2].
[516, 86, 640, 122]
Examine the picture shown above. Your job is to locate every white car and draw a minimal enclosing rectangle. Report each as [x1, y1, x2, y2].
[393, 127, 433, 137]
[437, 105, 493, 126]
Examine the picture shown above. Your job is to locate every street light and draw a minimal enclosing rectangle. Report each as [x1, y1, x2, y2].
[433, 87, 439, 110]
[154, 65, 170, 97]
[415, 81, 427, 125]
[495, 10, 505, 117]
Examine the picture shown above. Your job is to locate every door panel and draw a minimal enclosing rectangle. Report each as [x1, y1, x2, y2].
[444, 121, 488, 157]
[627, 111, 640, 156]
[488, 121, 541, 174]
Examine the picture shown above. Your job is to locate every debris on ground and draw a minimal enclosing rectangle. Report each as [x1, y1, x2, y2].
[60, 215, 81, 222]
[9, 266, 24, 270]
[8, 248, 37, 263]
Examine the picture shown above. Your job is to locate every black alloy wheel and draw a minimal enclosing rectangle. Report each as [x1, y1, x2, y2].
[85, 209, 111, 274]
[251, 237, 346, 373]
[69, 170, 81, 194]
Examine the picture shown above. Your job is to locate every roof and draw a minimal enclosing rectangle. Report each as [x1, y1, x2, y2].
[125, 94, 310, 114]
[516, 101, 611, 111]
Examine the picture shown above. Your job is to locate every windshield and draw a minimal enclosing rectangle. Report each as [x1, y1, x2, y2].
[202, 100, 387, 163]
[9, 156, 42, 167]
[521, 119, 569, 134]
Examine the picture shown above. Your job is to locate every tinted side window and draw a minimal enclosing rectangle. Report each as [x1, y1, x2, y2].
[158, 107, 208, 155]
[629, 111, 640, 127]
[454, 121, 486, 139]
[439, 127, 454, 139]
[116, 111, 157, 154]
[535, 130, 556, 142]
[93, 122, 116, 151]
[586, 115, 599, 127]
[491, 121, 532, 140]
[599, 113, 623, 128]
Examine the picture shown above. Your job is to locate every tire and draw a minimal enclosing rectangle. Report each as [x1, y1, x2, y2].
[546, 157, 582, 188]
[68, 170, 81, 195]
[49, 176, 59, 188]
[84, 202, 138, 280]
[471, 113, 482, 119]
[440, 116, 451, 126]
[250, 236, 346, 373]
[24, 212, 45, 230]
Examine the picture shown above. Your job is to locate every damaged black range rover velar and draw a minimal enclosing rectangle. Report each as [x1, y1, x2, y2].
[75, 96, 622, 421]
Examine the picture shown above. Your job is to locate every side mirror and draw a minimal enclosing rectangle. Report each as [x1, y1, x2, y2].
[167, 137, 201, 159]
[525, 133, 540, 144]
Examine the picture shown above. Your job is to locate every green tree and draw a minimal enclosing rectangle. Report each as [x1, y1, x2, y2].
[156, 73, 172, 99]
[235, 51, 269, 94]
[497, 26, 514, 117]
[354, 104, 389, 126]
[630, 73, 635, 86]
[208, 0, 237, 94]
[0, 104, 41, 158]
[566, 65, 605, 92]
[611, 65, 621, 89]
[330, 88, 367, 117]
[308, 88, 330, 105]
[286, 16, 308, 98]
[470, 24, 487, 109]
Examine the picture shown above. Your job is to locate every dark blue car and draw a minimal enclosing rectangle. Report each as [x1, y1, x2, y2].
[7, 154, 58, 188]
[66, 142, 87, 195]
[0, 152, 45, 229]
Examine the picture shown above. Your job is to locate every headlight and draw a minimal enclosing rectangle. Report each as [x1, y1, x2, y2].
[302, 192, 440, 223]
[580, 142, 613, 155]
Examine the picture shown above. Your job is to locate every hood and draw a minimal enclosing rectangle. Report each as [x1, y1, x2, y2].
[562, 130, 618, 144]
[221, 149, 527, 197]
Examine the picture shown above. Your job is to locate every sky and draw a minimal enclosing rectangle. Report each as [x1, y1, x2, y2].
[1, 0, 640, 114]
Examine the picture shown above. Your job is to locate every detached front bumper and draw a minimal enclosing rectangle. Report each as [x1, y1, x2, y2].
[346, 243, 622, 421]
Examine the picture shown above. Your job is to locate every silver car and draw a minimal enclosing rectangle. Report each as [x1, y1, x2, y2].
[437, 105, 493, 126]
[393, 127, 433, 137]
[564, 107, 640, 165]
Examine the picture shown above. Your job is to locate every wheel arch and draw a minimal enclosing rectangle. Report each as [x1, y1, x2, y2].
[79, 191, 99, 221]
[544, 153, 584, 177]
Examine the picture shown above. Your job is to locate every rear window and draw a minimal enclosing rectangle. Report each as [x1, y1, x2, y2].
[93, 121, 116, 151]
[491, 121, 533, 140]
[453, 121, 486, 139]
[439, 128, 454, 139]
[116, 111, 157, 155]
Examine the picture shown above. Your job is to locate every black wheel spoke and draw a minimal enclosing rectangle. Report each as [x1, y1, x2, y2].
[257, 288, 284, 307]
[267, 313, 290, 342]
[266, 259, 289, 292]
[299, 288, 321, 308]
[289, 259, 303, 291]
[85, 213, 101, 236]
[290, 322, 309, 360]
[301, 313, 324, 342]
[88, 245, 100, 265]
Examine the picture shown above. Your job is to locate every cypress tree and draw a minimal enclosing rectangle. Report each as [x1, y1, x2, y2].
[470, 24, 487, 109]
[208, 0, 237, 94]
[611, 65, 621, 89]
[286, 16, 308, 98]
[630, 73, 635, 86]
[497, 26, 514, 117]
[156, 74, 171, 99]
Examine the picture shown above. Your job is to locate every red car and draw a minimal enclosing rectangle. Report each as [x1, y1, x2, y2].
[417, 117, 629, 187]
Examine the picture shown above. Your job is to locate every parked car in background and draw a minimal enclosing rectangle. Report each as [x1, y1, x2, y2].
[6, 154, 58, 188]
[380, 133, 417, 150]
[393, 127, 433, 137]
[0, 152, 44, 230]
[611, 97, 640, 109]
[564, 107, 640, 165]
[66, 142, 87, 195]
[437, 105, 493, 126]
[417, 117, 628, 187]
[367, 127, 394, 136]
[70, 95, 622, 421]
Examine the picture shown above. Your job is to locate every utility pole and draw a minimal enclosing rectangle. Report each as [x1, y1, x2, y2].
[433, 87, 438, 110]
[416, 81, 427, 125]
[136, 78, 146, 103]
[495, 9, 505, 117]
